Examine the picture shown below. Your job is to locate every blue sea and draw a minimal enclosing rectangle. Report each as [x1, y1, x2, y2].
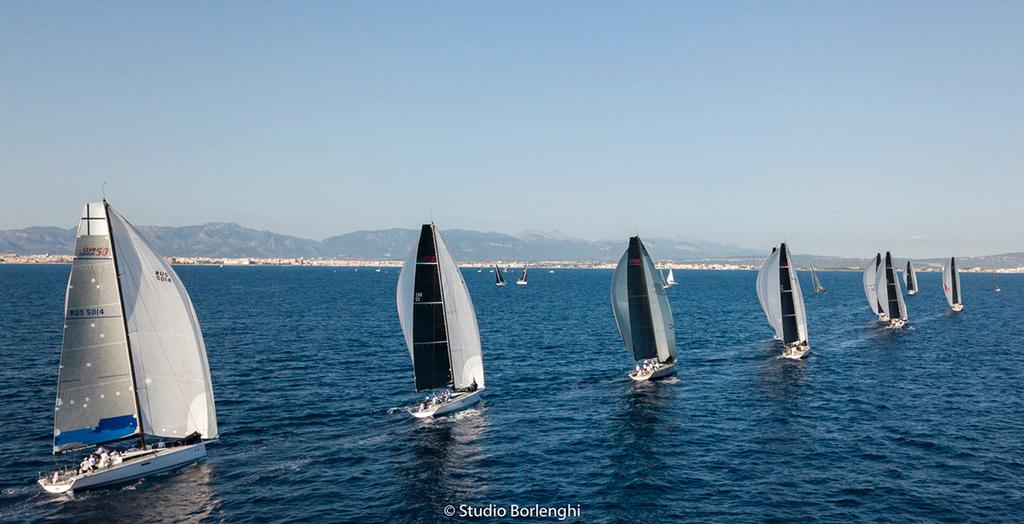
[1, 265, 1022, 522]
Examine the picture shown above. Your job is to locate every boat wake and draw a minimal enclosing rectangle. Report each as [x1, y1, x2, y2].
[387, 406, 414, 415]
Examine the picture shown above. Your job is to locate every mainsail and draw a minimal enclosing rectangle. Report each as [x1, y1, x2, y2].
[518, 265, 528, 284]
[863, 253, 883, 315]
[756, 247, 782, 339]
[666, 269, 676, 286]
[611, 237, 676, 363]
[875, 251, 908, 321]
[493, 263, 505, 285]
[397, 224, 484, 392]
[53, 202, 217, 454]
[942, 257, 963, 307]
[904, 261, 919, 294]
[777, 244, 808, 345]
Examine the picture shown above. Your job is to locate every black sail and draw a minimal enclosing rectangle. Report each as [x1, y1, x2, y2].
[884, 252, 902, 318]
[905, 261, 916, 292]
[494, 264, 505, 284]
[411, 225, 452, 391]
[626, 237, 658, 360]
[950, 257, 960, 304]
[875, 254, 884, 313]
[778, 243, 800, 344]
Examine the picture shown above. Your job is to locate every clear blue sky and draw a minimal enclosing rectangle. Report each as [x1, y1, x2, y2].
[1, 2, 1021, 257]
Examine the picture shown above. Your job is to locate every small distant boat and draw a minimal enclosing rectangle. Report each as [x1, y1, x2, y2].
[904, 260, 919, 295]
[504, 265, 510, 273]
[810, 267, 826, 294]
[756, 243, 810, 358]
[494, 263, 507, 287]
[875, 251, 909, 328]
[864, 253, 887, 321]
[943, 257, 964, 312]
[663, 267, 677, 289]
[992, 273, 1002, 292]
[548, 270, 554, 274]
[397, 224, 485, 418]
[39, 201, 218, 495]
[516, 265, 528, 286]
[611, 236, 677, 380]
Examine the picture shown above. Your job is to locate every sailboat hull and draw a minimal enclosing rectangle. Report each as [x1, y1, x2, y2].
[412, 389, 483, 418]
[38, 443, 207, 495]
[629, 362, 676, 381]
[907, 290, 917, 295]
[951, 304, 964, 312]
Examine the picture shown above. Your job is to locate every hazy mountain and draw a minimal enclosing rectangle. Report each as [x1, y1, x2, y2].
[2, 223, 1020, 267]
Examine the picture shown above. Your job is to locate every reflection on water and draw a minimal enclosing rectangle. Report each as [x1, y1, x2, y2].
[47, 461, 220, 522]
[395, 407, 489, 515]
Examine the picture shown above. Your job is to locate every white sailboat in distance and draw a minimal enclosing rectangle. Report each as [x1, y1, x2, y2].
[39, 201, 218, 495]
[516, 264, 528, 286]
[904, 260, 919, 295]
[756, 243, 810, 358]
[810, 267, 826, 294]
[875, 251, 909, 328]
[397, 224, 485, 418]
[993, 273, 1002, 292]
[663, 267, 678, 289]
[943, 257, 964, 312]
[611, 237, 677, 380]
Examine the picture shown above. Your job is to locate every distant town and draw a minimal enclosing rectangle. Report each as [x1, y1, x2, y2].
[3, 253, 1022, 273]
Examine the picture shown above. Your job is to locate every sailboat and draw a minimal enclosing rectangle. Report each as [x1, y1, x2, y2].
[756, 243, 810, 358]
[810, 267, 826, 294]
[397, 224, 485, 418]
[875, 251, 909, 328]
[904, 260, 919, 295]
[662, 267, 677, 289]
[493, 263, 507, 287]
[376, 265, 382, 273]
[39, 201, 218, 495]
[863, 253, 887, 321]
[943, 257, 964, 312]
[516, 264, 528, 286]
[611, 237, 677, 380]
[992, 273, 1002, 292]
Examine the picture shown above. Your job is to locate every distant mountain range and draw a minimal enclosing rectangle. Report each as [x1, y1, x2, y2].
[0, 223, 759, 261]
[1, 223, 1021, 268]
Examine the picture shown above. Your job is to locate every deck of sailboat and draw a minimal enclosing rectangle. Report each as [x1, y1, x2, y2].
[38, 442, 207, 494]
[411, 389, 483, 418]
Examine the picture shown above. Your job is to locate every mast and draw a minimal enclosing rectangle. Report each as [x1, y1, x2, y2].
[104, 200, 146, 448]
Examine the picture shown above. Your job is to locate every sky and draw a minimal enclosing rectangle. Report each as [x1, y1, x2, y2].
[1, 2, 1021, 258]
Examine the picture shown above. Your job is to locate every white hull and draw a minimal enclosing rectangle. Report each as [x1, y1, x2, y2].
[951, 303, 964, 312]
[516, 281, 527, 286]
[781, 343, 809, 359]
[39, 443, 207, 495]
[629, 362, 676, 381]
[496, 283, 507, 287]
[907, 290, 917, 295]
[412, 389, 483, 418]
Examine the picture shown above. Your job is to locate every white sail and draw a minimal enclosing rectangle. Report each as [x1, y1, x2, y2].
[756, 249, 783, 340]
[107, 206, 218, 439]
[904, 261, 919, 293]
[863, 255, 881, 315]
[610, 250, 633, 354]
[53, 203, 140, 452]
[783, 246, 809, 344]
[666, 269, 676, 285]
[434, 229, 485, 389]
[875, 265, 892, 319]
